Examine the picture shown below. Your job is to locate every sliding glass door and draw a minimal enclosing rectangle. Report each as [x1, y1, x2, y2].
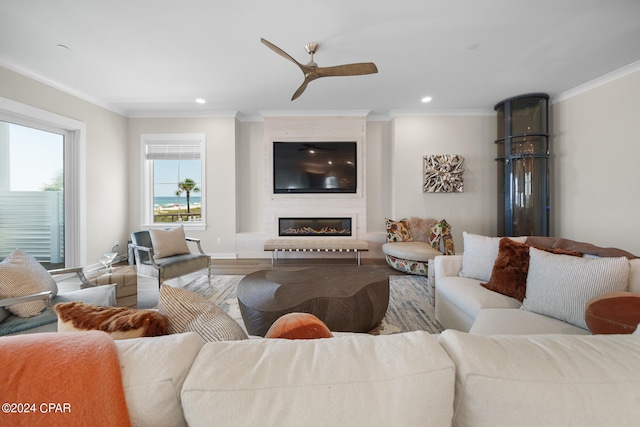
[0, 120, 66, 269]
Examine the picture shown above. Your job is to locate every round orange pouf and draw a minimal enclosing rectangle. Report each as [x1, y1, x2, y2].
[265, 312, 334, 340]
[585, 291, 640, 334]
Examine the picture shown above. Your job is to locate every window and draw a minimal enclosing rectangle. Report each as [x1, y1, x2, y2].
[141, 134, 205, 228]
[0, 97, 85, 269]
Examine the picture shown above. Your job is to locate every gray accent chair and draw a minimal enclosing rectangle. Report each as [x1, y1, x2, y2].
[129, 230, 211, 287]
[0, 267, 116, 336]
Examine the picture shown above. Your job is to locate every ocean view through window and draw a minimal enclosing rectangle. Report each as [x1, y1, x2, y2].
[141, 134, 206, 227]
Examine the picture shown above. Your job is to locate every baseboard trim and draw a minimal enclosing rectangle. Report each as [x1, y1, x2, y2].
[210, 252, 238, 259]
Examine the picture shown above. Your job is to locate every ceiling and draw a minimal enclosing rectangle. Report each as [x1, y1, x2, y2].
[1, 0, 639, 119]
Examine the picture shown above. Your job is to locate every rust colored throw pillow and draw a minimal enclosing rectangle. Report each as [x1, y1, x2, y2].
[481, 238, 530, 302]
[482, 238, 583, 302]
[55, 301, 168, 339]
[265, 312, 334, 340]
[585, 292, 640, 334]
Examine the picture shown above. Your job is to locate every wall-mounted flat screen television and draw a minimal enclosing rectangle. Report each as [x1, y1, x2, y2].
[273, 141, 357, 194]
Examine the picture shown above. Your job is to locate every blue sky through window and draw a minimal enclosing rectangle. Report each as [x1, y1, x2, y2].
[8, 123, 63, 191]
[153, 159, 201, 197]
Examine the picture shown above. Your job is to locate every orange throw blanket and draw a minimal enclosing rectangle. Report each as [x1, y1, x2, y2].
[0, 331, 131, 427]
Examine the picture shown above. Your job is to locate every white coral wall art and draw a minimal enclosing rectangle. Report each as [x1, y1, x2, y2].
[423, 154, 464, 193]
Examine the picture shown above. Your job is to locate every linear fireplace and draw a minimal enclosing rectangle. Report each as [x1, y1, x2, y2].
[279, 217, 352, 237]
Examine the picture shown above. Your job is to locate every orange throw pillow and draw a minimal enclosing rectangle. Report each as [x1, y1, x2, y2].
[265, 312, 334, 340]
[585, 292, 640, 334]
[482, 238, 582, 302]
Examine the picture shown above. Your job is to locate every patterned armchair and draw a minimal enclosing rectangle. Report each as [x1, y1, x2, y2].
[382, 218, 455, 276]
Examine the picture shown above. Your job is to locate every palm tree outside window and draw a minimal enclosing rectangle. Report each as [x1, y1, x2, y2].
[176, 178, 200, 214]
[141, 134, 206, 226]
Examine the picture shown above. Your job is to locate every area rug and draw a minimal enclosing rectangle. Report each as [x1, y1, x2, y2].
[182, 274, 443, 335]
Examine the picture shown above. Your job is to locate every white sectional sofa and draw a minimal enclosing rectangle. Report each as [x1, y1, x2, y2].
[113, 329, 640, 427]
[434, 233, 640, 334]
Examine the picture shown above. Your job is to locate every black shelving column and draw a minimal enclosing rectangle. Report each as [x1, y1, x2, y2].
[494, 93, 550, 237]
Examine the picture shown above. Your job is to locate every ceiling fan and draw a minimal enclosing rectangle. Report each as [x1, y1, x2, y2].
[260, 38, 378, 100]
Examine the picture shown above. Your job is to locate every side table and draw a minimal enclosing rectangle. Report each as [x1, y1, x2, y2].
[87, 265, 138, 308]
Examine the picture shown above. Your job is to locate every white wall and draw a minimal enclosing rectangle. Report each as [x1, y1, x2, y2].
[236, 120, 265, 233]
[365, 120, 393, 232]
[390, 115, 497, 252]
[551, 69, 640, 254]
[0, 66, 129, 266]
[127, 116, 237, 257]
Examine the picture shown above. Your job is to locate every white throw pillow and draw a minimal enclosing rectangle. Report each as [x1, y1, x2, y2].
[459, 232, 527, 282]
[148, 225, 190, 259]
[522, 248, 630, 329]
[0, 249, 58, 317]
[157, 284, 248, 342]
[115, 332, 204, 427]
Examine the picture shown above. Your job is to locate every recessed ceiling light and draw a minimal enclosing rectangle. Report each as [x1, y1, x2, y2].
[195, 98, 206, 104]
[421, 96, 432, 103]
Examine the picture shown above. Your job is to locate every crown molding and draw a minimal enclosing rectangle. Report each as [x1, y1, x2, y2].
[388, 109, 495, 118]
[553, 60, 640, 104]
[126, 110, 239, 119]
[258, 109, 373, 118]
[0, 58, 127, 117]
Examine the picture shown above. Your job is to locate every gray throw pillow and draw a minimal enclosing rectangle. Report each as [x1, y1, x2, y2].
[149, 225, 190, 259]
[157, 285, 248, 342]
[521, 248, 630, 329]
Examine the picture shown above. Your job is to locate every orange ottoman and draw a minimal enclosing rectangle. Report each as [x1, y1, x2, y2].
[585, 291, 640, 334]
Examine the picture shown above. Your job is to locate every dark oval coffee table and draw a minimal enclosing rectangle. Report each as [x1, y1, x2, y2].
[237, 266, 390, 337]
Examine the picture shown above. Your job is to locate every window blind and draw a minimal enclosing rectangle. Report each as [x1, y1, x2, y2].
[145, 140, 201, 160]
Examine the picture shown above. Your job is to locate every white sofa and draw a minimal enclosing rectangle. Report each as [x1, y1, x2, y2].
[434, 234, 640, 334]
[114, 329, 640, 427]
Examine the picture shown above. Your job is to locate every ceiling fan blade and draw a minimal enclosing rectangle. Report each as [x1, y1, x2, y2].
[291, 79, 311, 100]
[261, 38, 305, 69]
[262, 38, 378, 101]
[316, 62, 378, 77]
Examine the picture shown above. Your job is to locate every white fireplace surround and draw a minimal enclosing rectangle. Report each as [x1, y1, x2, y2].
[263, 116, 368, 240]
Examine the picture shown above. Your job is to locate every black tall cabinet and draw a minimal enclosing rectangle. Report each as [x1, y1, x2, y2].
[495, 93, 550, 237]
